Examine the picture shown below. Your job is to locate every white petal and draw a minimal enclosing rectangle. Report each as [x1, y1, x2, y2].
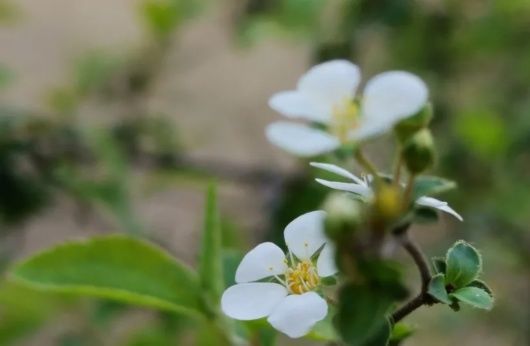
[315, 178, 373, 197]
[235, 242, 288, 283]
[268, 91, 332, 123]
[284, 210, 327, 260]
[267, 292, 328, 338]
[221, 283, 288, 320]
[266, 122, 340, 157]
[416, 196, 463, 221]
[361, 71, 428, 126]
[298, 60, 361, 106]
[350, 119, 394, 141]
[317, 243, 337, 277]
[310, 162, 365, 184]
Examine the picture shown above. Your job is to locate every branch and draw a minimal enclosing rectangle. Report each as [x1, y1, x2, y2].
[391, 225, 433, 324]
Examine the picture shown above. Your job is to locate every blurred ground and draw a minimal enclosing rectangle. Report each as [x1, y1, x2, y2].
[1, 0, 305, 261]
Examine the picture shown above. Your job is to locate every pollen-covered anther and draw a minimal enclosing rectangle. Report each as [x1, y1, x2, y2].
[286, 260, 320, 294]
[331, 99, 359, 143]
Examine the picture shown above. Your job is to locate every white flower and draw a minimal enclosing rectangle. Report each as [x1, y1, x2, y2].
[221, 211, 336, 338]
[311, 162, 463, 221]
[266, 60, 428, 156]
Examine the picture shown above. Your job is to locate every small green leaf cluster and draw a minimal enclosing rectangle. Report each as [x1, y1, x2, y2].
[428, 241, 494, 311]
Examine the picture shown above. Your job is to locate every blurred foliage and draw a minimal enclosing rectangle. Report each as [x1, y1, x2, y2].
[140, 0, 202, 40]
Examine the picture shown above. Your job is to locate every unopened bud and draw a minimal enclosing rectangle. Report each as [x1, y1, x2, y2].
[402, 128, 436, 174]
[323, 193, 362, 240]
[373, 183, 402, 221]
[394, 103, 433, 143]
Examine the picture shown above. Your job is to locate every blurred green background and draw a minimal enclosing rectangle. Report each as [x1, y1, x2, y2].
[0, 0, 528, 345]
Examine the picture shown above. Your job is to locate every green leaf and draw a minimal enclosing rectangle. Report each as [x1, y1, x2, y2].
[0, 282, 67, 345]
[198, 183, 224, 303]
[427, 274, 451, 304]
[450, 287, 493, 310]
[445, 241, 482, 288]
[468, 280, 494, 297]
[412, 176, 456, 199]
[10, 235, 203, 317]
[390, 322, 415, 345]
[431, 257, 446, 274]
[336, 284, 394, 345]
[363, 320, 391, 346]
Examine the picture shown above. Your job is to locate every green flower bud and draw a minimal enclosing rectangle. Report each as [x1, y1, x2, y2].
[402, 128, 436, 174]
[323, 192, 362, 240]
[394, 103, 433, 143]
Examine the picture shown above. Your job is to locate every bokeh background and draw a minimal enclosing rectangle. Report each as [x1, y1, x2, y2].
[0, 0, 529, 345]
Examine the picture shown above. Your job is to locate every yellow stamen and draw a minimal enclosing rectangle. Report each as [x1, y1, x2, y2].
[285, 260, 320, 295]
[331, 99, 359, 143]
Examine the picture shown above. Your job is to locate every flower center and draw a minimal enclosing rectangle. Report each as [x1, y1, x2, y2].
[285, 260, 320, 295]
[331, 99, 359, 143]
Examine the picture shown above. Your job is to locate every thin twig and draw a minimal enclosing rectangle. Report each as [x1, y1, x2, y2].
[400, 232, 431, 291]
[390, 225, 434, 324]
[393, 152, 403, 186]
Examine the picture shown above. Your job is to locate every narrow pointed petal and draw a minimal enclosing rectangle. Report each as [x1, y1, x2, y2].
[416, 196, 463, 221]
[317, 243, 337, 277]
[221, 283, 288, 320]
[269, 91, 332, 123]
[298, 60, 361, 105]
[266, 122, 340, 157]
[310, 162, 364, 184]
[284, 211, 327, 260]
[361, 71, 428, 126]
[235, 242, 288, 283]
[267, 292, 328, 338]
[315, 178, 373, 197]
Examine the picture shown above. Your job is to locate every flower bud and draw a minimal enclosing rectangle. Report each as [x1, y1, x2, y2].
[373, 183, 402, 221]
[402, 128, 436, 174]
[394, 103, 433, 143]
[323, 193, 362, 240]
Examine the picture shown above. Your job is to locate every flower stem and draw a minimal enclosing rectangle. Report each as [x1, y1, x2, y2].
[393, 152, 403, 186]
[403, 173, 416, 204]
[390, 224, 433, 324]
[354, 148, 377, 177]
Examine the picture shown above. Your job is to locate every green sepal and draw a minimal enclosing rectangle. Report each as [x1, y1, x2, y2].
[412, 176, 456, 200]
[320, 276, 338, 286]
[445, 241, 482, 288]
[450, 286, 494, 310]
[427, 274, 451, 304]
[431, 257, 446, 274]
